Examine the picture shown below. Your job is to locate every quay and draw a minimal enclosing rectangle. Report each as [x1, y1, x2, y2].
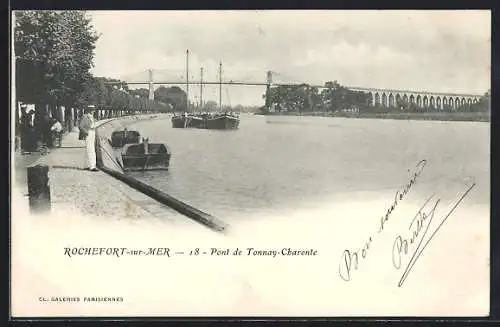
[12, 114, 225, 231]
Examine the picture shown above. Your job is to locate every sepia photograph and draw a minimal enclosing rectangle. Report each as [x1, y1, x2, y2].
[10, 10, 490, 317]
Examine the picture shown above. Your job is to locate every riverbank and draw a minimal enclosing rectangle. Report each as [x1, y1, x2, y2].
[12, 113, 224, 317]
[257, 111, 490, 122]
[11, 113, 489, 317]
[11, 113, 206, 228]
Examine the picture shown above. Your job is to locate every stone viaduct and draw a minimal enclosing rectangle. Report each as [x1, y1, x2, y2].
[346, 86, 483, 110]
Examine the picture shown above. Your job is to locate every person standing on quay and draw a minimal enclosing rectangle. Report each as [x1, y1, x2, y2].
[43, 112, 52, 147]
[20, 105, 35, 154]
[50, 118, 63, 147]
[33, 110, 51, 149]
[79, 108, 98, 172]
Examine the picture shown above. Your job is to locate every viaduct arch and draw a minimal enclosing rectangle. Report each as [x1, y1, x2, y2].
[347, 86, 482, 110]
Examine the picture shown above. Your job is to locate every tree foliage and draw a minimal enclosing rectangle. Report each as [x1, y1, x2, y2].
[129, 88, 150, 99]
[263, 80, 371, 113]
[154, 86, 187, 111]
[468, 89, 491, 112]
[15, 11, 100, 107]
[75, 77, 170, 111]
[262, 80, 487, 114]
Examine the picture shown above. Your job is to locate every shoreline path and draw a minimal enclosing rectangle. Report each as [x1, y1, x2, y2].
[12, 115, 205, 229]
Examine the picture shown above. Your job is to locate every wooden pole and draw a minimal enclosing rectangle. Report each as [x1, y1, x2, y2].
[186, 49, 189, 111]
[27, 165, 51, 214]
[266, 71, 272, 111]
[200, 67, 203, 112]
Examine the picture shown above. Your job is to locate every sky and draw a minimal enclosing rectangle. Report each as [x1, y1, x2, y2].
[88, 10, 491, 106]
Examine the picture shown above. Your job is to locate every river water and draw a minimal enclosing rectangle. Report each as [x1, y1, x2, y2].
[127, 114, 490, 224]
[12, 114, 490, 317]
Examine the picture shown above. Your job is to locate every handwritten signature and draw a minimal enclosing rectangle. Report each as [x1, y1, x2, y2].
[392, 180, 476, 287]
[338, 160, 427, 282]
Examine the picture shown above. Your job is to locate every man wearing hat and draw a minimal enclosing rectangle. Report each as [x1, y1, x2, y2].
[79, 107, 98, 171]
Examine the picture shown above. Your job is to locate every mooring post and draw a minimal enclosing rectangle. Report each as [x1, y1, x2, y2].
[27, 165, 51, 214]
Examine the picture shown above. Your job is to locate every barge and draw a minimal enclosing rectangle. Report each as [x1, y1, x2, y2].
[110, 129, 171, 171]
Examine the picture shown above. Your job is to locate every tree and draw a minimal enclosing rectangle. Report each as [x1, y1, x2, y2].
[75, 76, 170, 113]
[15, 11, 99, 110]
[15, 11, 61, 105]
[465, 90, 490, 112]
[320, 81, 342, 111]
[76, 76, 109, 108]
[51, 12, 99, 109]
[129, 88, 150, 99]
[263, 84, 310, 112]
[154, 86, 187, 111]
[309, 86, 322, 110]
[320, 81, 370, 112]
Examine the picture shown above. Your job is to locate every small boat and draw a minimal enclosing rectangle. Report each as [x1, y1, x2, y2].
[201, 113, 240, 130]
[110, 129, 141, 148]
[119, 137, 172, 171]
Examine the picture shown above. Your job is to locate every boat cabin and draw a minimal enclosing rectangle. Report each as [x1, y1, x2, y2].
[120, 140, 172, 171]
[110, 129, 141, 148]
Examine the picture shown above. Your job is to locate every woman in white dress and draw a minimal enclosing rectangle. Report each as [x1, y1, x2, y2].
[79, 109, 98, 171]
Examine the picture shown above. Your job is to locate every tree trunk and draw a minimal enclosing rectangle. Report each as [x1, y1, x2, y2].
[14, 101, 20, 152]
[49, 103, 56, 119]
[64, 105, 72, 132]
[34, 103, 46, 146]
[73, 108, 78, 126]
[15, 101, 20, 136]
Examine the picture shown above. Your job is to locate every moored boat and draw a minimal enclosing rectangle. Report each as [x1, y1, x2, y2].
[172, 114, 189, 128]
[197, 61, 240, 130]
[110, 128, 141, 148]
[119, 137, 172, 171]
[172, 113, 203, 128]
[201, 113, 240, 130]
[187, 115, 204, 128]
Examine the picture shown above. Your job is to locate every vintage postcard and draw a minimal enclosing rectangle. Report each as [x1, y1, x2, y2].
[10, 10, 490, 317]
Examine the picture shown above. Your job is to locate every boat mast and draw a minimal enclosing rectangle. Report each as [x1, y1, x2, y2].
[200, 67, 203, 112]
[219, 61, 222, 111]
[186, 49, 189, 112]
[226, 89, 231, 109]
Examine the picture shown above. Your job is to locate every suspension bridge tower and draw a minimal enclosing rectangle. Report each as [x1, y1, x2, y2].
[148, 69, 154, 100]
[265, 71, 273, 110]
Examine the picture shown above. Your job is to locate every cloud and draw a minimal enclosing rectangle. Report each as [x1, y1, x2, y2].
[88, 10, 490, 105]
